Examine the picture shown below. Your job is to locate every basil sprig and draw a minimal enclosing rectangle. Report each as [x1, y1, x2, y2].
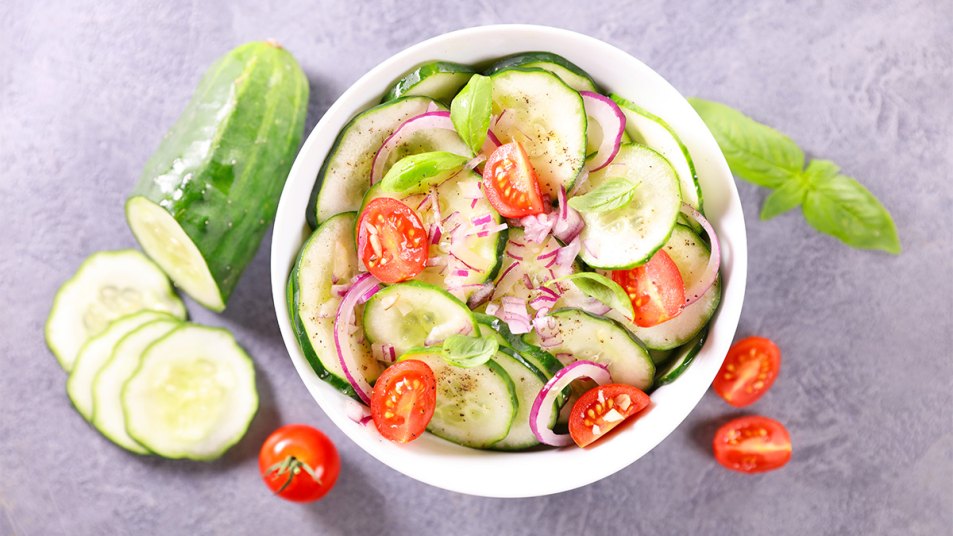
[441, 334, 498, 368]
[689, 98, 900, 254]
[450, 74, 493, 155]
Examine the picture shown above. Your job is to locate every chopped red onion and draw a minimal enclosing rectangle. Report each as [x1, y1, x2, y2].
[485, 302, 500, 317]
[530, 360, 612, 446]
[520, 212, 556, 243]
[505, 250, 523, 261]
[416, 193, 434, 212]
[501, 296, 532, 334]
[428, 224, 442, 245]
[472, 214, 493, 226]
[491, 261, 522, 300]
[465, 154, 487, 170]
[553, 186, 584, 243]
[466, 283, 496, 309]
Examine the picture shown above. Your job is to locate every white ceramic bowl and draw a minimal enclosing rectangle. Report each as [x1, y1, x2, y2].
[271, 24, 746, 498]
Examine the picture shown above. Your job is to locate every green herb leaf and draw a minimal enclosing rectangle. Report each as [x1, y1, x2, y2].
[760, 178, 808, 220]
[550, 272, 635, 320]
[688, 98, 804, 188]
[441, 334, 498, 368]
[568, 178, 638, 213]
[450, 74, 493, 154]
[380, 151, 468, 194]
[802, 159, 841, 184]
[802, 173, 901, 254]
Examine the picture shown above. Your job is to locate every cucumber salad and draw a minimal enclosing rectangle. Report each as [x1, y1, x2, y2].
[291, 52, 723, 450]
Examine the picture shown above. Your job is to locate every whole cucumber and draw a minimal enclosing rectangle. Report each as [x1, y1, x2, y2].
[126, 41, 308, 311]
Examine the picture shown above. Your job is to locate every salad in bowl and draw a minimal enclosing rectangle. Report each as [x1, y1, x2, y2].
[272, 25, 745, 497]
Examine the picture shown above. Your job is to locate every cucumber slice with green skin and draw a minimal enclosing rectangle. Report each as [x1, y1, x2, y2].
[608, 225, 722, 350]
[127, 41, 309, 312]
[359, 170, 506, 296]
[309, 97, 465, 227]
[363, 281, 478, 356]
[489, 69, 587, 198]
[289, 213, 381, 398]
[649, 348, 674, 366]
[398, 349, 517, 449]
[525, 308, 655, 391]
[122, 324, 258, 460]
[484, 52, 598, 93]
[67, 311, 174, 421]
[46, 250, 187, 371]
[576, 143, 681, 270]
[474, 313, 563, 377]
[611, 94, 703, 212]
[488, 345, 550, 451]
[91, 317, 182, 454]
[655, 330, 707, 386]
[382, 61, 477, 105]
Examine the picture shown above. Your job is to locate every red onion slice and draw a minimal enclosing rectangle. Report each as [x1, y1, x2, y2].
[580, 92, 625, 171]
[530, 360, 612, 446]
[679, 204, 721, 307]
[482, 130, 502, 158]
[371, 111, 457, 185]
[333, 273, 381, 404]
[553, 186, 584, 243]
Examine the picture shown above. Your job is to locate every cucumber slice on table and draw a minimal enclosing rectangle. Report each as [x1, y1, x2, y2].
[485, 52, 598, 93]
[489, 69, 587, 198]
[576, 143, 682, 270]
[363, 282, 477, 356]
[91, 317, 182, 453]
[67, 310, 175, 420]
[525, 308, 655, 391]
[288, 212, 381, 397]
[359, 170, 507, 298]
[399, 350, 517, 449]
[655, 330, 707, 385]
[382, 61, 476, 105]
[46, 250, 186, 371]
[126, 41, 309, 312]
[610, 225, 722, 350]
[122, 324, 258, 460]
[310, 97, 469, 226]
[611, 94, 702, 212]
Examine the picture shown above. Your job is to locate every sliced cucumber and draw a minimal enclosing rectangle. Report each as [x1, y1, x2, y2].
[310, 97, 460, 226]
[399, 350, 517, 449]
[475, 313, 564, 377]
[576, 143, 681, 269]
[289, 212, 381, 397]
[611, 94, 702, 211]
[91, 317, 182, 453]
[485, 52, 598, 93]
[122, 324, 258, 460]
[67, 310, 174, 420]
[359, 170, 506, 296]
[489, 69, 587, 198]
[382, 61, 476, 105]
[649, 348, 674, 366]
[488, 346, 549, 451]
[46, 250, 186, 371]
[363, 282, 477, 355]
[655, 330, 707, 385]
[526, 308, 655, 391]
[609, 225, 722, 350]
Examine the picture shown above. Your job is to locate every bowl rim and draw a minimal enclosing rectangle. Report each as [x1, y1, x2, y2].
[270, 23, 747, 498]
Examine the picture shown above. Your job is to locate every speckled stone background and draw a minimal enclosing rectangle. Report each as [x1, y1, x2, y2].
[1, 0, 951, 534]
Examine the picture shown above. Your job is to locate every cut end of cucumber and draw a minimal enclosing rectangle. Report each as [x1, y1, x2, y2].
[126, 196, 225, 312]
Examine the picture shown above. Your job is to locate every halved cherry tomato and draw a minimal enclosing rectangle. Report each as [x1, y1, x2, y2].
[357, 197, 428, 283]
[612, 249, 686, 327]
[481, 141, 546, 218]
[713, 416, 791, 473]
[568, 383, 651, 447]
[371, 359, 437, 443]
[713, 336, 781, 407]
[259, 424, 340, 502]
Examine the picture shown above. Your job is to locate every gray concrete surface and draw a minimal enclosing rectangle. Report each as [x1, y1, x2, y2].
[2, 0, 951, 534]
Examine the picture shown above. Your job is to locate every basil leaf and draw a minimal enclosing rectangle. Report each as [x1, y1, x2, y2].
[450, 74, 492, 155]
[689, 98, 804, 188]
[568, 178, 638, 213]
[550, 272, 635, 320]
[441, 334, 498, 368]
[380, 151, 468, 194]
[760, 178, 808, 220]
[802, 173, 901, 254]
[803, 159, 841, 184]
